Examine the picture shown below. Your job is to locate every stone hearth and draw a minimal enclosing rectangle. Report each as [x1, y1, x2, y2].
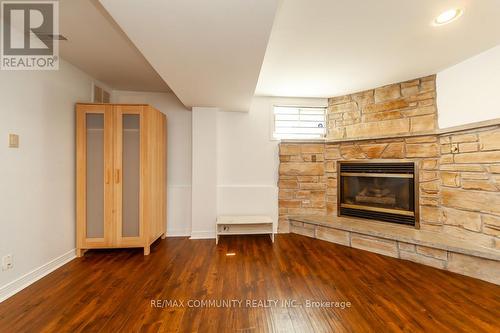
[287, 215, 499, 284]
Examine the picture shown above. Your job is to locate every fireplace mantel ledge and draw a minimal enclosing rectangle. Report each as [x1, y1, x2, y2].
[288, 215, 500, 261]
[280, 117, 500, 144]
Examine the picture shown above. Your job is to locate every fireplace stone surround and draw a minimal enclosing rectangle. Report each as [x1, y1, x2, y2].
[278, 75, 500, 284]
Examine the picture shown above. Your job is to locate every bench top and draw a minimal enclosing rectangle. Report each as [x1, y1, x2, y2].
[217, 215, 273, 225]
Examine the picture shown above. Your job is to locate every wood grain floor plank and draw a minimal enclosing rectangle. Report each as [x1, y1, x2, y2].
[0, 234, 499, 332]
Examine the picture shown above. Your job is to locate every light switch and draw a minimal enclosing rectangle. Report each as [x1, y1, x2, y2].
[9, 134, 19, 148]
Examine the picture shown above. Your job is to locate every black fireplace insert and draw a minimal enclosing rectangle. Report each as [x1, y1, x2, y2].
[338, 161, 418, 227]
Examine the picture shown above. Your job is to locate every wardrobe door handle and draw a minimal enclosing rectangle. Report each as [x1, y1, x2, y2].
[105, 169, 110, 184]
[115, 169, 120, 184]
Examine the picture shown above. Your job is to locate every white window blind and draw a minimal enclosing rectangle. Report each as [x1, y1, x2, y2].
[273, 106, 326, 140]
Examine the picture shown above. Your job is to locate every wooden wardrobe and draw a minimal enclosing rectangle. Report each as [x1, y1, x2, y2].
[76, 103, 166, 256]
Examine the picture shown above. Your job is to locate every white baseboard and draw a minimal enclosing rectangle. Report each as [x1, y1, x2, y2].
[0, 249, 76, 303]
[190, 230, 216, 239]
[166, 228, 191, 237]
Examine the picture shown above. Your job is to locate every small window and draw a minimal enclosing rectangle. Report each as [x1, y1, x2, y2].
[273, 106, 326, 140]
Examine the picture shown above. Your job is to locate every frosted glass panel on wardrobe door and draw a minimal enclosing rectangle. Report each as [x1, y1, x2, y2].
[86, 114, 104, 238]
[122, 114, 140, 237]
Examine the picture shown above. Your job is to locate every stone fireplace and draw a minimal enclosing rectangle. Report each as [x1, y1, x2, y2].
[277, 74, 500, 284]
[338, 161, 417, 226]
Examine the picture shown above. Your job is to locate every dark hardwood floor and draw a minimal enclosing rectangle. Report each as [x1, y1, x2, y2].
[0, 234, 499, 332]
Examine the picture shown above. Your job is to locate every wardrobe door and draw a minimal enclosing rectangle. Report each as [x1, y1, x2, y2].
[76, 105, 114, 248]
[114, 105, 144, 246]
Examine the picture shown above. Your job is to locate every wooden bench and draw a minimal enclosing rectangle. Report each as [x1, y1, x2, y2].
[216, 215, 274, 244]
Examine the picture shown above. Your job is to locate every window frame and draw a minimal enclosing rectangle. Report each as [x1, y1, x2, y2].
[270, 105, 327, 141]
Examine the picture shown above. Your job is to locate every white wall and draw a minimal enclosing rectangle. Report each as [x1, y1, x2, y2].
[191, 107, 218, 238]
[216, 96, 327, 233]
[112, 91, 192, 236]
[437, 44, 500, 129]
[108, 95, 326, 238]
[0, 65, 328, 299]
[0, 60, 93, 296]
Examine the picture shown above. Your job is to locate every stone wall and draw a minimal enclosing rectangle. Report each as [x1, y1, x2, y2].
[439, 127, 500, 248]
[279, 126, 500, 251]
[278, 126, 500, 283]
[278, 136, 442, 233]
[278, 144, 327, 232]
[327, 75, 437, 140]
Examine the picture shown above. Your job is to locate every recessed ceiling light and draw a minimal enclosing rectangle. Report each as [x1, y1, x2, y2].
[433, 8, 463, 26]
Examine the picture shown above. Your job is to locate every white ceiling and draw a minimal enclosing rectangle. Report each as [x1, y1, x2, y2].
[255, 0, 500, 98]
[60, 0, 500, 108]
[59, 0, 169, 92]
[99, 0, 278, 111]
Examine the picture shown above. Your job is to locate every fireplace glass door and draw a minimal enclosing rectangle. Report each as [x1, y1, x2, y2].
[339, 162, 417, 226]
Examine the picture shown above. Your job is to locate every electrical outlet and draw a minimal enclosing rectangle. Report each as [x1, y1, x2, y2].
[2, 255, 13, 271]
